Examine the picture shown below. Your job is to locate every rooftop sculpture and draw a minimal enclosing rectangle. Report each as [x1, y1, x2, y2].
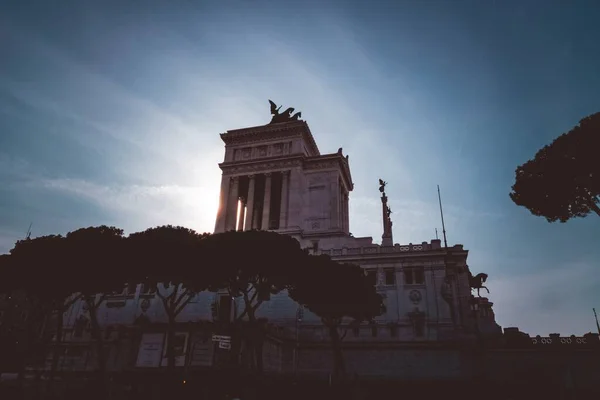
[268, 100, 302, 124]
[468, 269, 490, 297]
[378, 179, 387, 195]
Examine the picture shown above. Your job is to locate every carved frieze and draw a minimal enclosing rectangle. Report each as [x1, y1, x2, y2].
[304, 160, 339, 171]
[306, 218, 328, 231]
[220, 158, 302, 175]
[242, 147, 251, 159]
[220, 121, 320, 156]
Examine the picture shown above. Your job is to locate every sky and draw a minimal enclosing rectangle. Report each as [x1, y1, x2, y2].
[1, 0, 599, 336]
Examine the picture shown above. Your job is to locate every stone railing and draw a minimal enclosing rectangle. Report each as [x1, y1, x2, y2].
[501, 330, 600, 349]
[531, 334, 599, 346]
[315, 242, 463, 257]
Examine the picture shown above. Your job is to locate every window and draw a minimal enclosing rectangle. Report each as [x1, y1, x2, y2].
[366, 269, 377, 286]
[312, 241, 319, 253]
[404, 267, 424, 285]
[384, 269, 396, 285]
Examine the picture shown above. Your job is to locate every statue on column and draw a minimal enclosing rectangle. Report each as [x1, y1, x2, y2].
[380, 179, 393, 245]
[378, 179, 387, 195]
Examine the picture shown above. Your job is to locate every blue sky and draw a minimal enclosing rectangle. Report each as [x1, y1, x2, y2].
[1, 0, 599, 335]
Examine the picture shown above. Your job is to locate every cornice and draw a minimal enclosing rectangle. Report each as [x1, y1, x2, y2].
[219, 155, 304, 175]
[220, 121, 320, 156]
[304, 153, 354, 191]
[328, 248, 469, 264]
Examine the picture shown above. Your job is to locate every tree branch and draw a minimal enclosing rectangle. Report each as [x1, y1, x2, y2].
[588, 199, 600, 218]
[155, 286, 167, 302]
[340, 325, 349, 341]
[167, 284, 179, 304]
[249, 287, 259, 303]
[63, 293, 83, 311]
[173, 288, 191, 310]
[236, 308, 249, 321]
[174, 294, 194, 316]
[94, 293, 106, 309]
[251, 300, 263, 313]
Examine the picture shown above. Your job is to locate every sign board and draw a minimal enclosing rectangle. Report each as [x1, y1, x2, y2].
[135, 333, 164, 368]
[212, 334, 231, 342]
[219, 341, 231, 350]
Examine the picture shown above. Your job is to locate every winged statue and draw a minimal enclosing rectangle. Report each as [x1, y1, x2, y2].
[379, 179, 387, 193]
[269, 100, 302, 124]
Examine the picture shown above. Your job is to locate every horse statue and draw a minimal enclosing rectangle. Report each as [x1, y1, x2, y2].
[269, 100, 302, 124]
[468, 269, 490, 297]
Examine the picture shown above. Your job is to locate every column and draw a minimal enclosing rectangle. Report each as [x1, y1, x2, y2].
[237, 196, 245, 231]
[244, 175, 256, 231]
[345, 193, 350, 233]
[339, 184, 344, 230]
[225, 177, 240, 231]
[279, 171, 290, 229]
[261, 173, 272, 230]
[214, 175, 231, 233]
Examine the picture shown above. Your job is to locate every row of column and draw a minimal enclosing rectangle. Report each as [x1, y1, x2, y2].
[225, 171, 290, 232]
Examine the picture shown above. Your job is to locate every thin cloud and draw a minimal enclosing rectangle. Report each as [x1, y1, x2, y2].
[37, 178, 218, 235]
[490, 261, 600, 335]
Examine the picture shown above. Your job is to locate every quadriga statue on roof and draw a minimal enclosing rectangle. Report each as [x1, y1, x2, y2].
[268, 100, 302, 124]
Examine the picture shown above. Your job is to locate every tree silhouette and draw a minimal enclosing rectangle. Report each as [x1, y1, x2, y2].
[202, 230, 308, 373]
[4, 235, 81, 387]
[510, 112, 600, 222]
[289, 255, 384, 380]
[127, 225, 212, 370]
[64, 226, 126, 397]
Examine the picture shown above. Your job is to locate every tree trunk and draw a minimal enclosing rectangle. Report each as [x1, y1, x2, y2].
[47, 308, 63, 394]
[87, 300, 107, 400]
[166, 314, 176, 370]
[247, 310, 264, 374]
[327, 324, 345, 380]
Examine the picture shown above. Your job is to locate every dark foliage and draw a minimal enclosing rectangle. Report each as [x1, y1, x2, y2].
[289, 255, 384, 378]
[510, 112, 600, 222]
[201, 230, 309, 373]
[127, 225, 213, 369]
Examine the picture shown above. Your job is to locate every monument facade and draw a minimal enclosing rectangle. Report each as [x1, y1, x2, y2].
[209, 103, 500, 344]
[10, 102, 599, 397]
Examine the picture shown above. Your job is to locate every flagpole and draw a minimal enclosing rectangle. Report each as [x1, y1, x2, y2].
[437, 185, 448, 249]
